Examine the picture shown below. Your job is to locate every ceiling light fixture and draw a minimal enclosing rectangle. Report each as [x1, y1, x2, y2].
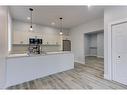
[27, 17, 31, 20]
[29, 8, 34, 31]
[51, 22, 55, 26]
[59, 17, 63, 35]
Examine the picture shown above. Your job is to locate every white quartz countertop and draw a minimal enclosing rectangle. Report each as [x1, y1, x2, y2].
[7, 51, 72, 58]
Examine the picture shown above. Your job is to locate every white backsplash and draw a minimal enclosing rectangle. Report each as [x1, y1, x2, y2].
[11, 45, 61, 54]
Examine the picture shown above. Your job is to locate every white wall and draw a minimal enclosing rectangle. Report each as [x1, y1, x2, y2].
[0, 6, 8, 89]
[12, 20, 70, 53]
[97, 32, 104, 58]
[70, 18, 104, 64]
[104, 6, 127, 79]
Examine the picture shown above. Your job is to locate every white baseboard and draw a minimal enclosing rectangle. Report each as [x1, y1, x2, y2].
[89, 55, 97, 57]
[104, 74, 112, 80]
[85, 55, 104, 58]
[104, 74, 108, 79]
[85, 55, 91, 57]
[97, 56, 104, 58]
[74, 60, 85, 64]
[85, 55, 97, 57]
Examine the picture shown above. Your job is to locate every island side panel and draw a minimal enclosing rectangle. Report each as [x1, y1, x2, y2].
[6, 53, 74, 87]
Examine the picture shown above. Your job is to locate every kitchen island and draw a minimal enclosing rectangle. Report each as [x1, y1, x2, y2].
[5, 52, 74, 87]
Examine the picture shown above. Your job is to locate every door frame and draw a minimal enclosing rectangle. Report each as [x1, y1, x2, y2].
[108, 18, 127, 81]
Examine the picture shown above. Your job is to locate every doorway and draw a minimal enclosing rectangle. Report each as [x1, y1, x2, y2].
[84, 30, 104, 76]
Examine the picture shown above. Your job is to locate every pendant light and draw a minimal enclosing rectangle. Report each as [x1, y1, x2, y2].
[59, 17, 63, 35]
[29, 8, 33, 31]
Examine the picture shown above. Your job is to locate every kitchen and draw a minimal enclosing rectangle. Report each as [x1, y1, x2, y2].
[6, 6, 74, 88]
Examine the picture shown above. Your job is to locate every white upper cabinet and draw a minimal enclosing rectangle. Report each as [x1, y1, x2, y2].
[12, 20, 69, 45]
[13, 32, 27, 44]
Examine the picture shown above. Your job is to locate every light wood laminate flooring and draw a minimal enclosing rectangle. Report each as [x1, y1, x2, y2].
[7, 57, 127, 89]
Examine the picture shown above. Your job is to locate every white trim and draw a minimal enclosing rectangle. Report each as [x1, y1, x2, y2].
[109, 18, 127, 25]
[85, 55, 104, 58]
[85, 55, 97, 57]
[104, 74, 110, 80]
[74, 60, 85, 64]
[97, 56, 104, 58]
[106, 23, 112, 80]
[89, 55, 97, 56]
[85, 55, 91, 57]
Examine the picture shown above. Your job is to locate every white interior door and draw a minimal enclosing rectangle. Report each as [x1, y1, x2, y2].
[112, 22, 127, 85]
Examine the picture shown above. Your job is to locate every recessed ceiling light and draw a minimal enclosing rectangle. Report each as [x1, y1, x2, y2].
[88, 5, 91, 7]
[51, 22, 55, 25]
[27, 17, 31, 20]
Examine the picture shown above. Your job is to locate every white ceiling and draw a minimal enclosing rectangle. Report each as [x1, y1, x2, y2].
[9, 6, 104, 28]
